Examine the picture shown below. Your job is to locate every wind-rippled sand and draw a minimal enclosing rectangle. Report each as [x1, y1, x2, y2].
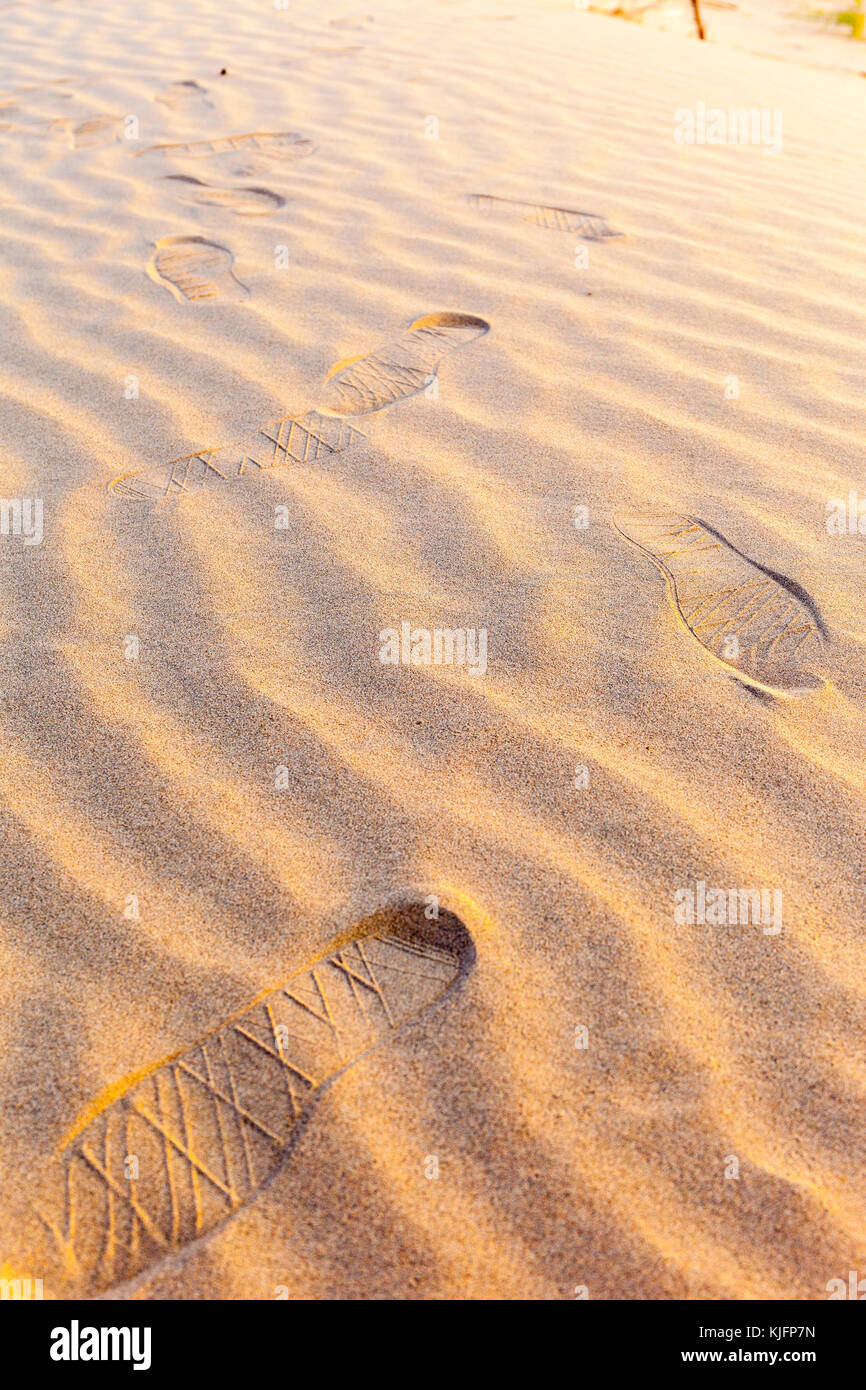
[0, 0, 864, 1300]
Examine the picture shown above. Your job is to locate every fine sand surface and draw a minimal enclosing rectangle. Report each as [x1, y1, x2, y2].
[0, 0, 865, 1300]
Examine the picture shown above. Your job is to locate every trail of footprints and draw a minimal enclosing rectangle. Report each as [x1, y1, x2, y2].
[109, 312, 489, 499]
[15, 57, 834, 1299]
[116, 296, 821, 697]
[0, 79, 626, 307]
[140, 129, 317, 298]
[144, 131, 316, 197]
[34, 906, 474, 1296]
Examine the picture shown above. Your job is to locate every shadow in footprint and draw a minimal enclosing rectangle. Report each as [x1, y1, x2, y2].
[693, 515, 828, 637]
[155, 80, 213, 112]
[107, 310, 489, 500]
[163, 173, 285, 217]
[614, 511, 828, 697]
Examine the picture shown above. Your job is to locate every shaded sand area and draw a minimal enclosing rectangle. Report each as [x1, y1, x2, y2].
[0, 0, 865, 1300]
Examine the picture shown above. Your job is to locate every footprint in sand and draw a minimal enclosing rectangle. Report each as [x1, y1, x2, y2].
[33, 905, 474, 1296]
[614, 512, 827, 697]
[136, 130, 316, 179]
[163, 173, 285, 217]
[319, 311, 490, 416]
[0, 84, 124, 145]
[467, 193, 622, 240]
[155, 79, 213, 112]
[137, 131, 316, 161]
[111, 408, 365, 500]
[146, 235, 248, 304]
[109, 310, 488, 499]
[50, 114, 126, 148]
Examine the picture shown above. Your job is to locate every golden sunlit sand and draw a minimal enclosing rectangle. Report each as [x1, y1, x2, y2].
[0, 0, 864, 1302]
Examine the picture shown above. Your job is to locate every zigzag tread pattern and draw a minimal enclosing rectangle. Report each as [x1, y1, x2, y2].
[109, 411, 366, 500]
[36, 930, 462, 1293]
[137, 131, 316, 161]
[467, 193, 622, 240]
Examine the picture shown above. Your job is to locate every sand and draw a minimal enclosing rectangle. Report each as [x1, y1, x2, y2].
[0, 0, 865, 1300]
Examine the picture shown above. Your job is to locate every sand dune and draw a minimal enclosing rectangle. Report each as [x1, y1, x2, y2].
[0, 0, 865, 1301]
